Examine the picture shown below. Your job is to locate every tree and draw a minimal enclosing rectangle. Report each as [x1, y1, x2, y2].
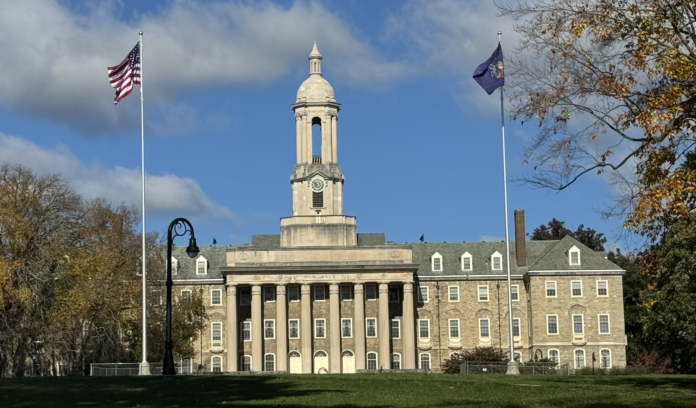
[530, 218, 607, 250]
[607, 248, 647, 352]
[640, 212, 696, 373]
[498, 0, 696, 240]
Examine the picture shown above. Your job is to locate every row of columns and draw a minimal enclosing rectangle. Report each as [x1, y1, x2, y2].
[225, 281, 415, 372]
[294, 113, 337, 164]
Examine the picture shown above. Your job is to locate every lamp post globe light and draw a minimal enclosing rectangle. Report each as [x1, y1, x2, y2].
[163, 217, 199, 375]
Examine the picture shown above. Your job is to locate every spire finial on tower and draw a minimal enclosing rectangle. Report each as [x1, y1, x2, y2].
[308, 42, 322, 75]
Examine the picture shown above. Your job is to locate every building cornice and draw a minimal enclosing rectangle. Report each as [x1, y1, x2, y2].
[416, 274, 525, 281]
[221, 263, 420, 275]
[527, 269, 625, 276]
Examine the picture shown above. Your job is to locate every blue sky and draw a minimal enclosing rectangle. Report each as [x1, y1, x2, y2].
[0, 0, 628, 249]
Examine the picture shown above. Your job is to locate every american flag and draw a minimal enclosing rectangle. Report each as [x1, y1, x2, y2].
[108, 43, 141, 104]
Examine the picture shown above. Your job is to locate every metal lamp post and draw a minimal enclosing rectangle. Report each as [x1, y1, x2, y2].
[163, 217, 199, 375]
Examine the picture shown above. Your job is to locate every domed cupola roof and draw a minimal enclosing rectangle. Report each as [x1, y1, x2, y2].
[296, 42, 337, 103]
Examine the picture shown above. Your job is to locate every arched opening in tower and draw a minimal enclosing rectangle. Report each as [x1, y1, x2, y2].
[312, 117, 322, 162]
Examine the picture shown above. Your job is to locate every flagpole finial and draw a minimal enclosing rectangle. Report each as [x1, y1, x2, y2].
[140, 31, 143, 35]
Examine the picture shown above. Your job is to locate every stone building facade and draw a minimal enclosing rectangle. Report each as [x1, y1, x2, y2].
[170, 43, 626, 374]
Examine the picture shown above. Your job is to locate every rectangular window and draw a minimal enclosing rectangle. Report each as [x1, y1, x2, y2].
[264, 320, 275, 339]
[211, 289, 221, 305]
[240, 289, 251, 305]
[265, 354, 275, 372]
[367, 353, 377, 370]
[391, 354, 401, 370]
[433, 257, 442, 271]
[264, 286, 275, 302]
[197, 261, 206, 275]
[512, 318, 520, 337]
[571, 251, 579, 265]
[341, 318, 352, 338]
[288, 285, 299, 302]
[597, 281, 608, 297]
[388, 286, 399, 303]
[341, 285, 352, 301]
[571, 281, 583, 297]
[449, 319, 460, 339]
[366, 318, 377, 338]
[391, 319, 400, 339]
[365, 284, 377, 300]
[314, 285, 326, 301]
[599, 314, 610, 334]
[545, 281, 557, 298]
[478, 285, 489, 302]
[212, 357, 221, 372]
[182, 358, 191, 374]
[314, 319, 326, 338]
[511, 285, 519, 301]
[419, 319, 430, 339]
[479, 319, 490, 338]
[448, 286, 459, 302]
[420, 354, 431, 370]
[418, 286, 429, 303]
[242, 322, 251, 341]
[548, 349, 559, 364]
[211, 322, 222, 342]
[462, 256, 472, 271]
[242, 356, 251, 372]
[547, 315, 558, 335]
[181, 290, 191, 300]
[572, 315, 584, 334]
[493, 256, 501, 270]
[289, 319, 300, 339]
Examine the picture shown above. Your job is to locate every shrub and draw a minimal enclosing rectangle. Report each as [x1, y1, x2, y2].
[628, 347, 674, 374]
[442, 347, 509, 374]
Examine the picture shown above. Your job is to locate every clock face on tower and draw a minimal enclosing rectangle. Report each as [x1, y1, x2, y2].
[310, 177, 325, 193]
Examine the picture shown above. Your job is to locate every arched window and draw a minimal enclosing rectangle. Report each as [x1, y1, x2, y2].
[600, 349, 612, 368]
[548, 349, 559, 364]
[312, 117, 322, 159]
[366, 352, 378, 370]
[289, 351, 301, 358]
[341, 350, 354, 357]
[391, 353, 401, 370]
[211, 356, 222, 373]
[574, 349, 585, 368]
[265, 354, 275, 371]
[242, 355, 252, 371]
[419, 353, 431, 371]
[314, 350, 327, 357]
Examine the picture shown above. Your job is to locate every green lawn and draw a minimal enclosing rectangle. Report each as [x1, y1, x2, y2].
[1, 373, 695, 408]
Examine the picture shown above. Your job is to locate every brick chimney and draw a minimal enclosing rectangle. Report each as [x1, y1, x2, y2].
[514, 209, 526, 266]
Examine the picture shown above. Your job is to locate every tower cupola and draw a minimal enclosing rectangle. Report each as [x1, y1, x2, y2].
[308, 41, 322, 75]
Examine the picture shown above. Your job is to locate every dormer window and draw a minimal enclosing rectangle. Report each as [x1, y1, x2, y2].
[431, 252, 443, 272]
[196, 256, 208, 275]
[491, 251, 503, 271]
[461, 252, 472, 271]
[171, 257, 178, 275]
[569, 246, 581, 266]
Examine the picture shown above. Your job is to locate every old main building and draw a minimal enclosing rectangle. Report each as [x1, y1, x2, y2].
[171, 43, 627, 374]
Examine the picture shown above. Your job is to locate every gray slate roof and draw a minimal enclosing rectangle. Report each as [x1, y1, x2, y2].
[170, 234, 622, 280]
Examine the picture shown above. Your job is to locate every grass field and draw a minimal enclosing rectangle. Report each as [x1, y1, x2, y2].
[1, 373, 695, 408]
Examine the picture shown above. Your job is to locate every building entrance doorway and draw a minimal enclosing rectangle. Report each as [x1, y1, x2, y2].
[342, 350, 355, 373]
[289, 351, 302, 374]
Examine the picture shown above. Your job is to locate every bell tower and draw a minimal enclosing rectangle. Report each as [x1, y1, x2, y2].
[280, 42, 356, 247]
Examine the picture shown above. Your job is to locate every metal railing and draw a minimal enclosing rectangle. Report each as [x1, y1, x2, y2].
[460, 361, 569, 375]
[90, 363, 191, 376]
[312, 155, 322, 164]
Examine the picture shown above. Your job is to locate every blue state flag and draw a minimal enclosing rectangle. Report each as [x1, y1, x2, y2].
[473, 43, 504, 95]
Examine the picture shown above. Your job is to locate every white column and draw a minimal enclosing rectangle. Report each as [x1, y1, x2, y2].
[354, 283, 365, 370]
[295, 114, 302, 164]
[331, 115, 337, 163]
[329, 283, 341, 373]
[276, 284, 287, 372]
[251, 284, 262, 371]
[225, 285, 238, 372]
[321, 116, 329, 163]
[301, 284, 312, 373]
[378, 282, 390, 369]
[402, 282, 416, 369]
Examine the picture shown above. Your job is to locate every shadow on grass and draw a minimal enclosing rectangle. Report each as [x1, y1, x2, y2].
[0, 375, 378, 408]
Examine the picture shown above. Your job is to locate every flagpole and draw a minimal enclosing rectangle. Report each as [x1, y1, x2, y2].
[498, 31, 519, 375]
[138, 31, 150, 376]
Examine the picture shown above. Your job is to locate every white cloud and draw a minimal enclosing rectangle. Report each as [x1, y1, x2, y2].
[0, 0, 405, 134]
[0, 132, 232, 219]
